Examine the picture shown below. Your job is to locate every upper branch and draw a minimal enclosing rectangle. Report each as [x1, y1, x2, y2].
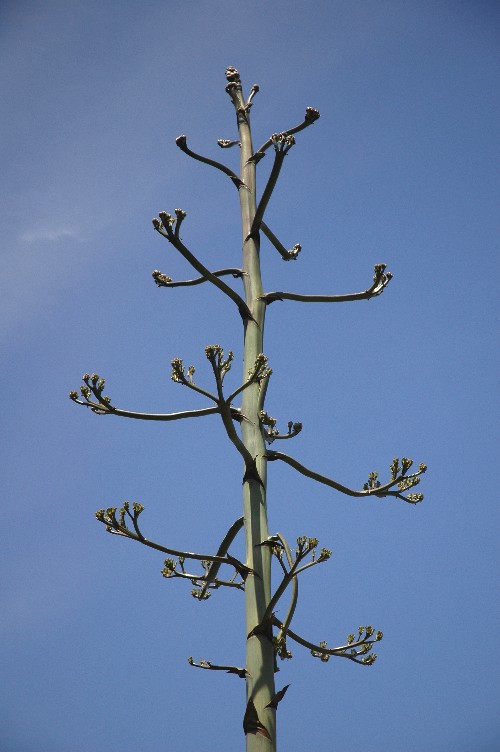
[260, 264, 393, 305]
[253, 106, 320, 163]
[175, 134, 244, 189]
[250, 134, 296, 235]
[152, 268, 245, 288]
[266, 451, 427, 504]
[153, 211, 254, 322]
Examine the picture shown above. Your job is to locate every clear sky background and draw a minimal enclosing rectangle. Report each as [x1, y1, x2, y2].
[1, 1, 499, 750]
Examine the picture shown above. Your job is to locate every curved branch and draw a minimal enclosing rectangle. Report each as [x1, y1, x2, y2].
[155, 213, 254, 322]
[251, 153, 285, 234]
[271, 617, 381, 665]
[266, 450, 426, 503]
[253, 107, 320, 162]
[260, 265, 393, 305]
[175, 135, 244, 189]
[153, 268, 245, 288]
[70, 394, 230, 422]
[96, 507, 244, 569]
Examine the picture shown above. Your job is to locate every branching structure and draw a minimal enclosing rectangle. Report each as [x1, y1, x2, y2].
[70, 68, 427, 750]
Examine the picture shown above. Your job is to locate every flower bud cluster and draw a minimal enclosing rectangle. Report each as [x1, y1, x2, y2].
[171, 357, 189, 384]
[95, 501, 145, 535]
[69, 373, 113, 413]
[305, 106, 320, 123]
[205, 344, 234, 378]
[192, 587, 211, 600]
[162, 558, 177, 578]
[217, 139, 239, 149]
[248, 353, 271, 382]
[270, 132, 296, 154]
[152, 270, 173, 287]
[283, 243, 301, 261]
[311, 640, 330, 662]
[274, 635, 292, 661]
[364, 471, 381, 491]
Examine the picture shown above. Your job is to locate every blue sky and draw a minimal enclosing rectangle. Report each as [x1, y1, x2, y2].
[1, 1, 499, 750]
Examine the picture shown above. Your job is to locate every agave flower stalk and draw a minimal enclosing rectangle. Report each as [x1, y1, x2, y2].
[70, 67, 427, 751]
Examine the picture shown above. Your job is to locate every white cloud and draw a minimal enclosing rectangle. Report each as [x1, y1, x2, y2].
[20, 226, 80, 243]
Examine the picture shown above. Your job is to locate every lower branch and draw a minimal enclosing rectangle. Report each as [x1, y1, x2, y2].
[266, 450, 427, 504]
[272, 617, 383, 666]
[95, 504, 251, 580]
[188, 657, 247, 678]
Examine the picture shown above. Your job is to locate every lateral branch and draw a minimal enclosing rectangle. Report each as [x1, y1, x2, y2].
[154, 211, 254, 322]
[152, 268, 245, 288]
[69, 373, 242, 422]
[188, 657, 248, 678]
[95, 505, 252, 598]
[271, 618, 383, 666]
[260, 264, 393, 305]
[253, 106, 320, 163]
[175, 134, 244, 189]
[250, 133, 296, 235]
[266, 451, 427, 504]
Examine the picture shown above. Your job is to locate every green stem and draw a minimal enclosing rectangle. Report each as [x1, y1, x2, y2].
[227, 68, 276, 751]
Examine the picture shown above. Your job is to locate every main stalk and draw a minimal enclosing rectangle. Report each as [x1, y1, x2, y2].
[226, 69, 276, 749]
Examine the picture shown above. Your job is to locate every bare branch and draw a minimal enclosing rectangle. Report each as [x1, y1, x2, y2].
[152, 268, 245, 288]
[266, 451, 427, 504]
[175, 134, 244, 189]
[154, 212, 254, 322]
[253, 106, 320, 162]
[188, 656, 247, 678]
[260, 264, 393, 305]
[246, 84, 259, 107]
[261, 222, 302, 261]
[217, 139, 240, 149]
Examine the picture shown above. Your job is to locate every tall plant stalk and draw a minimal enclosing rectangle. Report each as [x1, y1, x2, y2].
[70, 67, 427, 750]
